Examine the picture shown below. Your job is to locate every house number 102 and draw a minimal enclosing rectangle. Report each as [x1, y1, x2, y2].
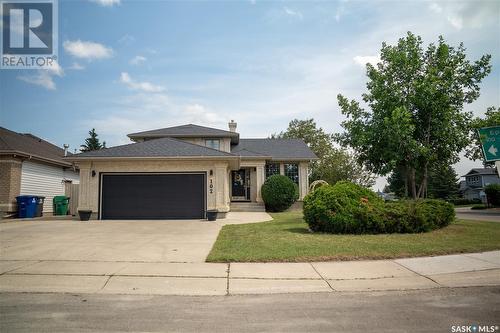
[209, 179, 214, 194]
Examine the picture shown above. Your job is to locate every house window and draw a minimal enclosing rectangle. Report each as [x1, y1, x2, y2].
[205, 139, 220, 150]
[284, 163, 299, 184]
[265, 163, 280, 179]
[467, 176, 480, 185]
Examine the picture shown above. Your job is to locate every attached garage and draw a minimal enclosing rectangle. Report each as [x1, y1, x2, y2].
[100, 173, 206, 220]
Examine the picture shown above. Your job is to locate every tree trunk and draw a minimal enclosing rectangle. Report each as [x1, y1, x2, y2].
[417, 163, 429, 199]
[408, 167, 417, 199]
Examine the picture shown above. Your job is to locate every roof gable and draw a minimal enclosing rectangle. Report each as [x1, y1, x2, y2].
[128, 124, 239, 144]
[67, 137, 237, 159]
[0, 127, 71, 166]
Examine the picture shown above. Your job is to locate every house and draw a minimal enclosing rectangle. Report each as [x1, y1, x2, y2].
[460, 168, 500, 203]
[0, 127, 79, 216]
[66, 121, 318, 220]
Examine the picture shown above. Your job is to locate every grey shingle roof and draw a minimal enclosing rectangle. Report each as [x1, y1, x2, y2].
[231, 139, 318, 160]
[0, 127, 71, 166]
[128, 124, 239, 144]
[67, 137, 237, 159]
[463, 168, 498, 177]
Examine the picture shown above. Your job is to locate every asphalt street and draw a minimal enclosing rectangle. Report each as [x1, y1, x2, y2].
[455, 208, 500, 222]
[1, 287, 499, 332]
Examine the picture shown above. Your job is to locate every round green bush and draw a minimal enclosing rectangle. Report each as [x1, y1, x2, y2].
[303, 181, 455, 234]
[303, 181, 385, 233]
[261, 175, 299, 212]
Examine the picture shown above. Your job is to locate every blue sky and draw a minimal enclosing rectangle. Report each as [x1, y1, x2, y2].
[1, 0, 499, 188]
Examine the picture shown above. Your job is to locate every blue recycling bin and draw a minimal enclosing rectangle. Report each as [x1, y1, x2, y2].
[16, 195, 38, 218]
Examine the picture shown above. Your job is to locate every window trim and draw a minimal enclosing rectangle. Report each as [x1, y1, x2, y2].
[205, 139, 220, 150]
[284, 163, 299, 184]
[265, 163, 280, 179]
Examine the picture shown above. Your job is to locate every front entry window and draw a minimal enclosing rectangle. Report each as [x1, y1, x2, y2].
[205, 139, 220, 150]
[284, 163, 299, 184]
[231, 169, 250, 201]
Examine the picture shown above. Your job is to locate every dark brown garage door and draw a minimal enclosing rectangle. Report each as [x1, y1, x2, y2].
[101, 173, 205, 220]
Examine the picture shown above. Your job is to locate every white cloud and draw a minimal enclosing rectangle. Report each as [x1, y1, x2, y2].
[18, 71, 57, 90]
[63, 40, 113, 60]
[17, 61, 64, 90]
[284, 7, 303, 20]
[89, 0, 120, 7]
[353, 55, 380, 67]
[120, 72, 165, 93]
[129, 55, 147, 65]
[183, 104, 225, 124]
[428, 3, 442, 14]
[118, 34, 135, 45]
[428, 1, 499, 30]
[85, 94, 226, 145]
[68, 62, 85, 70]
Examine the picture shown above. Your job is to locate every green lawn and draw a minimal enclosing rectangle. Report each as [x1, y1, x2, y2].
[207, 211, 500, 262]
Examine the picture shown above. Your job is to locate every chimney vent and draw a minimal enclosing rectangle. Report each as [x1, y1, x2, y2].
[63, 144, 69, 156]
[228, 120, 237, 132]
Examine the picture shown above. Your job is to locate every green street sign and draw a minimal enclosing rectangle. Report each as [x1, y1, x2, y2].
[478, 126, 500, 162]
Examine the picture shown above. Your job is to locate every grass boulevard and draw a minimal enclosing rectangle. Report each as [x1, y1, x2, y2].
[207, 211, 500, 262]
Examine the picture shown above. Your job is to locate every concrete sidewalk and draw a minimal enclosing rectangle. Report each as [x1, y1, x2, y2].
[1, 251, 498, 296]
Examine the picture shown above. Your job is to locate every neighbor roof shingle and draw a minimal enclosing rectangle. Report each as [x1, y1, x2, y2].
[463, 168, 498, 177]
[128, 124, 239, 144]
[231, 139, 318, 160]
[67, 137, 238, 159]
[0, 127, 71, 166]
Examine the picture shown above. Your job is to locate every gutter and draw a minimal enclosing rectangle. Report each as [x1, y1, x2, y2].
[64, 155, 240, 161]
[0, 150, 73, 168]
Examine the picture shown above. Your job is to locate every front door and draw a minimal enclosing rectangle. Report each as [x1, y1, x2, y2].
[231, 169, 250, 201]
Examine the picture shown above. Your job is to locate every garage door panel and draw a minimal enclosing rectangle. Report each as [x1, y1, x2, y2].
[101, 174, 205, 220]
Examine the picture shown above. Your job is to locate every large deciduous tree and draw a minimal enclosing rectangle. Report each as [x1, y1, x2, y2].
[337, 32, 491, 198]
[274, 118, 375, 187]
[465, 106, 500, 167]
[388, 165, 459, 200]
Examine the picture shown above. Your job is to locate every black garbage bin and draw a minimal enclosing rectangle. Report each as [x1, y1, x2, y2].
[78, 210, 92, 221]
[35, 196, 45, 217]
[206, 210, 218, 221]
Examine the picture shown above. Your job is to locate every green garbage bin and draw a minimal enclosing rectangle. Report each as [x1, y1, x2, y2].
[53, 196, 70, 216]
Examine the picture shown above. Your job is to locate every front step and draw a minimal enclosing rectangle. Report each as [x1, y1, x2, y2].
[230, 202, 266, 212]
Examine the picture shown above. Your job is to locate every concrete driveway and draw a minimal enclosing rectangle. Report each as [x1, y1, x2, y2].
[0, 212, 272, 263]
[0, 219, 223, 263]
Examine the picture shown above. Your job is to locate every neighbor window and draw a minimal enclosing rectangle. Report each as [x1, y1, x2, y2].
[284, 163, 299, 184]
[205, 139, 220, 150]
[467, 176, 480, 185]
[265, 163, 280, 179]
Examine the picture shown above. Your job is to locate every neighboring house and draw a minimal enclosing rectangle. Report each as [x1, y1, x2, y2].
[0, 127, 79, 216]
[66, 121, 317, 220]
[460, 168, 500, 203]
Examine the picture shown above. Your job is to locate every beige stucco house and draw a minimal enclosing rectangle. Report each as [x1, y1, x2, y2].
[66, 122, 317, 220]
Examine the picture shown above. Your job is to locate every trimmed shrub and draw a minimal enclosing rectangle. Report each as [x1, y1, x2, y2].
[303, 181, 385, 233]
[261, 175, 299, 212]
[303, 181, 454, 234]
[471, 204, 487, 210]
[485, 184, 500, 207]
